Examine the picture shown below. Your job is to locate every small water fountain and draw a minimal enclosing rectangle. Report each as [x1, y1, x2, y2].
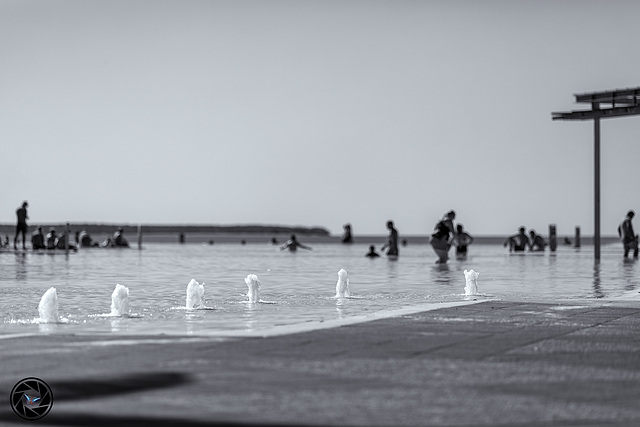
[110, 284, 130, 316]
[245, 274, 261, 303]
[335, 269, 350, 298]
[463, 269, 479, 296]
[38, 287, 59, 323]
[186, 279, 205, 309]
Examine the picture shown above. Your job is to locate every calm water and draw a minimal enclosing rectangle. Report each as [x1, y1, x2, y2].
[1, 242, 638, 337]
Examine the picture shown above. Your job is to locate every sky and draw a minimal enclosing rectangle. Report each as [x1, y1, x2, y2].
[2, 0, 640, 237]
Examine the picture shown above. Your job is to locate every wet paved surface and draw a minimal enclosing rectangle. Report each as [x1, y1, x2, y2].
[1, 300, 640, 426]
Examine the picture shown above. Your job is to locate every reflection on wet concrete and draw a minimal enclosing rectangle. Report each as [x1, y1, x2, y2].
[592, 262, 604, 298]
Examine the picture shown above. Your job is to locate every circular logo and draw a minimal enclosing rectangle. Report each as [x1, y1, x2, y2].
[9, 377, 53, 421]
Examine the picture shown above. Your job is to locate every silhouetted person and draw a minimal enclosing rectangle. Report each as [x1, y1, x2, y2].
[113, 227, 130, 247]
[14, 201, 29, 249]
[454, 223, 474, 258]
[55, 231, 77, 251]
[618, 210, 638, 258]
[430, 210, 456, 263]
[46, 228, 57, 250]
[381, 220, 399, 257]
[341, 223, 353, 244]
[365, 245, 380, 258]
[78, 230, 99, 248]
[504, 227, 530, 252]
[279, 234, 312, 252]
[529, 229, 546, 252]
[31, 226, 46, 250]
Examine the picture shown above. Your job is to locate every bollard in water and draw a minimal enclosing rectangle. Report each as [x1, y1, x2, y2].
[549, 224, 557, 252]
[574, 226, 581, 248]
[137, 224, 143, 249]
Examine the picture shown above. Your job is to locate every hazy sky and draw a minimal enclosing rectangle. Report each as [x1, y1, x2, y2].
[2, 0, 640, 236]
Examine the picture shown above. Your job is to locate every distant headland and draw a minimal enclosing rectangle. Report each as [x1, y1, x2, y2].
[0, 223, 331, 237]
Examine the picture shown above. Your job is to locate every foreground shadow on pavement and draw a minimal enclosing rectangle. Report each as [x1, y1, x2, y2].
[49, 371, 190, 401]
[1, 371, 200, 426]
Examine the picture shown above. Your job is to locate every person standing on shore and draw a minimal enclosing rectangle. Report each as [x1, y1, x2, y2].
[381, 220, 399, 258]
[13, 201, 29, 250]
[618, 210, 638, 258]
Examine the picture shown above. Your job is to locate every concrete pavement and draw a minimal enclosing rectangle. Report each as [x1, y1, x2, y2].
[1, 300, 640, 426]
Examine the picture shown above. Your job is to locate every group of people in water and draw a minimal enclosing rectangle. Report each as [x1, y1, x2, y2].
[5, 200, 130, 251]
[343, 212, 475, 263]
[503, 227, 547, 253]
[7, 200, 638, 260]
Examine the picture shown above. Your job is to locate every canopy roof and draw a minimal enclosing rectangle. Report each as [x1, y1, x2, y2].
[552, 87, 640, 120]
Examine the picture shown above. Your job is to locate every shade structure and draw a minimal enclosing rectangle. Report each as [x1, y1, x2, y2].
[552, 87, 640, 260]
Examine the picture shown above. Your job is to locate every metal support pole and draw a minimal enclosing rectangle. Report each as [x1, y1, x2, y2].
[593, 103, 601, 260]
[65, 222, 70, 255]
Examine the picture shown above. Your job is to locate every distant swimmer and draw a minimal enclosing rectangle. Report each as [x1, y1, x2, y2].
[14, 201, 29, 250]
[430, 210, 456, 263]
[365, 245, 380, 258]
[381, 220, 399, 258]
[453, 223, 474, 258]
[529, 229, 546, 252]
[78, 230, 99, 248]
[46, 228, 57, 250]
[55, 231, 77, 251]
[279, 234, 312, 252]
[618, 210, 638, 258]
[341, 223, 353, 244]
[31, 226, 46, 250]
[504, 227, 530, 252]
[113, 227, 130, 247]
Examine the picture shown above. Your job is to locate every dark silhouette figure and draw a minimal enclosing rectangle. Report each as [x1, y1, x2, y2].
[529, 230, 547, 251]
[454, 223, 474, 258]
[31, 226, 46, 250]
[279, 234, 312, 252]
[78, 230, 99, 248]
[113, 227, 130, 247]
[430, 210, 456, 263]
[14, 201, 29, 249]
[46, 228, 57, 250]
[381, 220, 399, 257]
[341, 224, 353, 244]
[504, 227, 530, 252]
[365, 245, 380, 258]
[55, 231, 77, 251]
[618, 210, 638, 258]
